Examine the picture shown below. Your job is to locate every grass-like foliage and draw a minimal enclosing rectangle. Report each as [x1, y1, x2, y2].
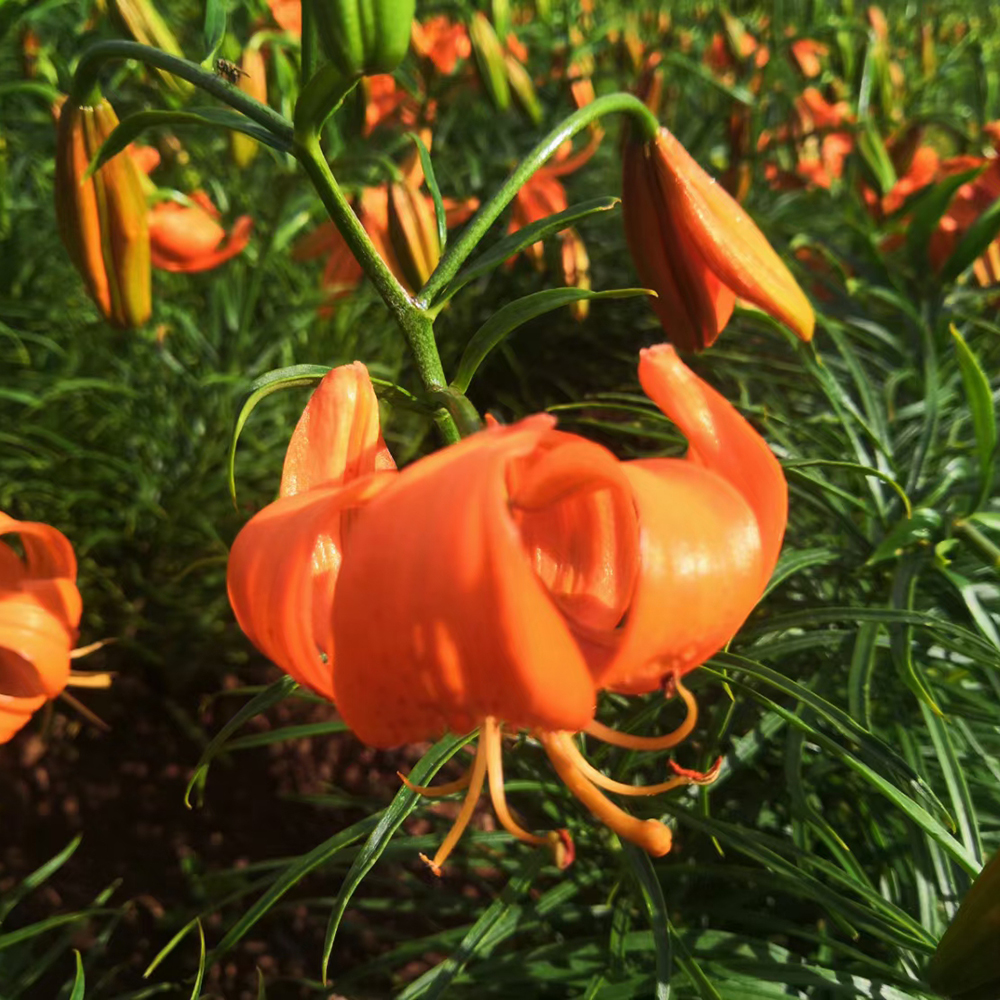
[1, 0, 999, 998]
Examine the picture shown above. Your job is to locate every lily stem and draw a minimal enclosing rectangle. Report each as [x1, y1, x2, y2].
[418, 92, 660, 306]
[294, 134, 461, 444]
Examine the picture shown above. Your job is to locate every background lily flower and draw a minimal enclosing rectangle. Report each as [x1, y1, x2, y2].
[622, 126, 815, 350]
[0, 512, 82, 743]
[148, 192, 253, 273]
[227, 346, 787, 869]
[411, 16, 471, 75]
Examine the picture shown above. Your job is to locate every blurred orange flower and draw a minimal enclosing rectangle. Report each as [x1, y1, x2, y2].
[622, 127, 815, 350]
[789, 38, 827, 78]
[411, 16, 471, 74]
[148, 193, 253, 273]
[267, 0, 301, 37]
[929, 153, 1000, 282]
[0, 513, 82, 743]
[228, 345, 787, 870]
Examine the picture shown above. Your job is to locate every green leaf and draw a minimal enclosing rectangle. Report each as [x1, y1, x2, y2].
[85, 109, 292, 180]
[889, 557, 944, 715]
[222, 719, 350, 751]
[185, 676, 298, 807]
[451, 287, 652, 392]
[941, 192, 1000, 282]
[213, 814, 381, 957]
[189, 922, 206, 1000]
[69, 950, 85, 1000]
[407, 131, 447, 252]
[227, 364, 331, 506]
[203, 0, 226, 61]
[320, 732, 471, 982]
[437, 197, 620, 304]
[905, 165, 985, 260]
[397, 850, 548, 999]
[855, 120, 896, 197]
[951, 327, 997, 510]
[866, 507, 942, 565]
[0, 835, 81, 925]
[623, 845, 672, 1000]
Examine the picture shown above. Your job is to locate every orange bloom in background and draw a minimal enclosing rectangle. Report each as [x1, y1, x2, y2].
[789, 38, 827, 78]
[865, 144, 939, 218]
[1, 513, 82, 743]
[228, 345, 788, 871]
[622, 127, 815, 351]
[365, 74, 422, 134]
[929, 154, 1000, 281]
[267, 0, 301, 37]
[411, 16, 471, 74]
[148, 192, 253, 273]
[796, 87, 852, 132]
[509, 130, 601, 269]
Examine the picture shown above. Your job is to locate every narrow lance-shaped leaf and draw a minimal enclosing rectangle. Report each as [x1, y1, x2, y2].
[202, 0, 226, 61]
[951, 327, 997, 511]
[451, 286, 652, 393]
[407, 131, 447, 252]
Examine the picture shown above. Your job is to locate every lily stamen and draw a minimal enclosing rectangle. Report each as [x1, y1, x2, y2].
[549, 730, 706, 797]
[418, 731, 489, 876]
[540, 731, 674, 857]
[483, 718, 551, 848]
[398, 769, 472, 797]
[584, 674, 697, 751]
[66, 670, 115, 689]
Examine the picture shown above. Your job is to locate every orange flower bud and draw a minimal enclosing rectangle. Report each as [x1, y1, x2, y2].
[0, 512, 82, 743]
[560, 228, 590, 319]
[54, 97, 151, 329]
[388, 177, 440, 291]
[622, 127, 814, 351]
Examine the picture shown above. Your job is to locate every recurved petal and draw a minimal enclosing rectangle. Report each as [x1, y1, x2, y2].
[279, 363, 396, 499]
[0, 595, 75, 699]
[650, 127, 815, 343]
[227, 475, 393, 700]
[0, 694, 47, 744]
[0, 513, 81, 629]
[331, 417, 605, 748]
[597, 458, 765, 693]
[638, 344, 788, 579]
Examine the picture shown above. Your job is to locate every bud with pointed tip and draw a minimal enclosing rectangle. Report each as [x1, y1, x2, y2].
[232, 46, 268, 168]
[621, 127, 814, 351]
[54, 96, 151, 329]
[309, 0, 416, 78]
[388, 177, 440, 292]
[470, 13, 510, 112]
[109, 0, 191, 93]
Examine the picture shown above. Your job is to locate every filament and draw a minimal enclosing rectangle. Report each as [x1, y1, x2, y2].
[540, 731, 673, 857]
[551, 731, 698, 797]
[70, 638, 113, 659]
[585, 673, 697, 751]
[398, 769, 472, 798]
[419, 730, 489, 876]
[483, 718, 551, 847]
[58, 690, 110, 731]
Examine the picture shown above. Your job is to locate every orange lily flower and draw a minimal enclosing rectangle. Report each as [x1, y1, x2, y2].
[929, 153, 1000, 282]
[622, 127, 815, 351]
[1, 513, 82, 743]
[228, 345, 787, 870]
[789, 38, 827, 78]
[411, 16, 471, 75]
[148, 192, 253, 273]
[364, 74, 421, 134]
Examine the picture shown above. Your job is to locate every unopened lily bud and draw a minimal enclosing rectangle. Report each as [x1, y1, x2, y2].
[621, 127, 814, 351]
[560, 228, 590, 321]
[929, 851, 1000, 1000]
[54, 96, 151, 329]
[505, 53, 542, 125]
[232, 46, 267, 168]
[109, 0, 190, 93]
[309, 0, 416, 78]
[387, 178, 440, 292]
[470, 13, 510, 112]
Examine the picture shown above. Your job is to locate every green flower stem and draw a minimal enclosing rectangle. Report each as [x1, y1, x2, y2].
[71, 40, 294, 145]
[954, 519, 1000, 571]
[294, 135, 461, 444]
[418, 92, 660, 307]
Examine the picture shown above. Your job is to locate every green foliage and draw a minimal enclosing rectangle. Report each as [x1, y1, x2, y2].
[2, 0, 1000, 998]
